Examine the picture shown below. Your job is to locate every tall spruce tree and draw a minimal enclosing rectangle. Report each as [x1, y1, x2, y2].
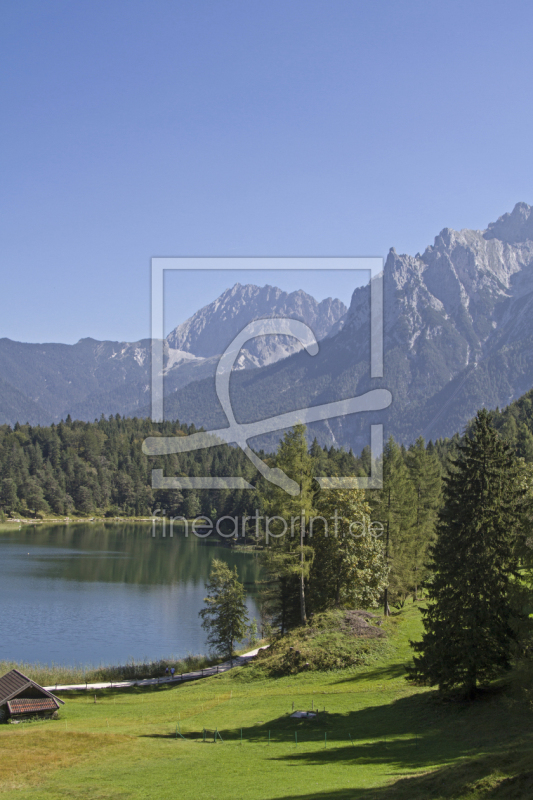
[409, 410, 525, 697]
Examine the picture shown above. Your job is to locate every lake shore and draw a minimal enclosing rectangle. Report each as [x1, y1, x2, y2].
[0, 519, 264, 549]
[0, 516, 154, 533]
[0, 641, 267, 687]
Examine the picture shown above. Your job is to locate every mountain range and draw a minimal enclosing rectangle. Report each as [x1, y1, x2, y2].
[158, 202, 533, 451]
[2, 202, 533, 451]
[0, 285, 345, 426]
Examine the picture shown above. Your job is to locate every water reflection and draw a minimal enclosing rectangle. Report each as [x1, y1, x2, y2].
[0, 524, 261, 666]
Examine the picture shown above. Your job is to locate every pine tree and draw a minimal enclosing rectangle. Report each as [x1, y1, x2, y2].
[409, 410, 525, 697]
[370, 437, 416, 614]
[405, 437, 442, 600]
[199, 559, 249, 664]
[261, 424, 315, 629]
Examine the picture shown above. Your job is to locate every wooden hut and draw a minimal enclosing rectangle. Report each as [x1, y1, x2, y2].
[0, 669, 64, 723]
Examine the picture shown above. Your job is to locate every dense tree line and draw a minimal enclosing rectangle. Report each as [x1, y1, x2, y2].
[0, 415, 365, 520]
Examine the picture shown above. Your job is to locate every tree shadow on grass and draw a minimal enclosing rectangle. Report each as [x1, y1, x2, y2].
[136, 688, 533, 798]
[262, 689, 533, 799]
[330, 662, 409, 685]
[269, 746, 533, 799]
[156, 690, 517, 758]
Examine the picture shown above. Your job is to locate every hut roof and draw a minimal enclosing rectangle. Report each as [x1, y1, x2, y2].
[0, 669, 64, 706]
[8, 697, 59, 715]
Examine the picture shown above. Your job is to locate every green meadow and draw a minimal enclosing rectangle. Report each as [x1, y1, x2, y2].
[2, 605, 533, 800]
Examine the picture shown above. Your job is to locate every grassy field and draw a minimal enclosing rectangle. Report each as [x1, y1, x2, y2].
[2, 606, 533, 800]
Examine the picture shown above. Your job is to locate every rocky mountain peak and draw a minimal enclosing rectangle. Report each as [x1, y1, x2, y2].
[484, 202, 533, 244]
[166, 283, 346, 360]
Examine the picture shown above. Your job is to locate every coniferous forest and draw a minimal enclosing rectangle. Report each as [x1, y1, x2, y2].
[0, 414, 365, 520]
[4, 384, 533, 522]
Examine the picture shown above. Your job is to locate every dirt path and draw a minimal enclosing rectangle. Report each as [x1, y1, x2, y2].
[44, 646, 268, 693]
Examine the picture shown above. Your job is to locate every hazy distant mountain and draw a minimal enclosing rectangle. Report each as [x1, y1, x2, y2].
[166, 283, 346, 367]
[160, 202, 533, 450]
[0, 374, 53, 426]
[0, 285, 346, 425]
[0, 337, 153, 424]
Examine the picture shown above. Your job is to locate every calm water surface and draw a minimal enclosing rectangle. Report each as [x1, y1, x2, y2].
[0, 523, 261, 666]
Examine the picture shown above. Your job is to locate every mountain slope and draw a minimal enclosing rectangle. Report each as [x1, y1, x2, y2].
[0, 375, 53, 426]
[0, 337, 153, 424]
[0, 285, 345, 426]
[159, 203, 533, 450]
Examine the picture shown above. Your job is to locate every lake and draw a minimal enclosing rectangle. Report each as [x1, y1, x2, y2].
[0, 523, 262, 666]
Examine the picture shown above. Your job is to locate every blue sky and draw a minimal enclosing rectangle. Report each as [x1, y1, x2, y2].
[1, 0, 532, 343]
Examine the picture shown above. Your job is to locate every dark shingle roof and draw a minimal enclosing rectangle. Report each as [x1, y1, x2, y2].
[0, 669, 31, 705]
[7, 697, 59, 715]
[0, 669, 64, 706]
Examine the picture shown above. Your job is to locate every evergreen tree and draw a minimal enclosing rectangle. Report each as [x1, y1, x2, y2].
[22, 477, 49, 515]
[183, 490, 200, 519]
[405, 437, 442, 600]
[0, 478, 17, 514]
[199, 559, 249, 664]
[370, 438, 416, 614]
[409, 410, 526, 697]
[261, 424, 315, 628]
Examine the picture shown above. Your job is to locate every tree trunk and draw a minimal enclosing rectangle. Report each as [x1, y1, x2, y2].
[383, 586, 391, 617]
[414, 485, 420, 602]
[300, 523, 307, 625]
[384, 511, 391, 616]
